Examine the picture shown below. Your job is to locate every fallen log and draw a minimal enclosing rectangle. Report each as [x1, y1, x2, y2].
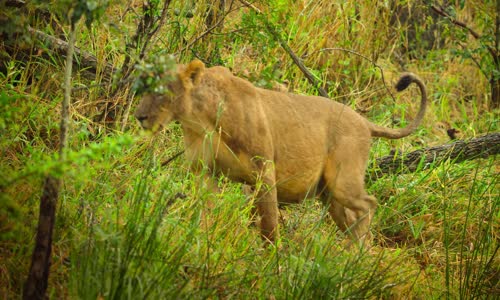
[27, 27, 115, 84]
[369, 132, 500, 180]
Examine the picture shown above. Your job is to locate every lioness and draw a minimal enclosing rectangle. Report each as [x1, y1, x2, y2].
[135, 59, 427, 244]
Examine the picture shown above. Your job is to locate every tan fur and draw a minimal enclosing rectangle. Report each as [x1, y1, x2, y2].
[135, 59, 427, 244]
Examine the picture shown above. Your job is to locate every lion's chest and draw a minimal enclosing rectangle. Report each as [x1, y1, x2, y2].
[183, 130, 256, 183]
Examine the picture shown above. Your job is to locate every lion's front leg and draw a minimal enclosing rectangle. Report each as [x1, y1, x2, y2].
[253, 172, 279, 243]
[196, 172, 220, 209]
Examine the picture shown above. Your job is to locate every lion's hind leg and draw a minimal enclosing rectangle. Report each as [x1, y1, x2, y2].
[323, 198, 358, 233]
[323, 147, 377, 245]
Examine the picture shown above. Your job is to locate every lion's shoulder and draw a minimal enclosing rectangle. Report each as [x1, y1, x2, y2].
[199, 66, 257, 96]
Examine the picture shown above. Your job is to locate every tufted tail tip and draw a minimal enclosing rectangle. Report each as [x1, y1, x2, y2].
[395, 73, 415, 92]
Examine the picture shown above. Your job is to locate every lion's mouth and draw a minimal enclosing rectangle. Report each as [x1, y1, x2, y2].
[151, 123, 164, 133]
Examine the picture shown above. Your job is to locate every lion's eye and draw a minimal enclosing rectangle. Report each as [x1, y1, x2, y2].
[134, 86, 146, 96]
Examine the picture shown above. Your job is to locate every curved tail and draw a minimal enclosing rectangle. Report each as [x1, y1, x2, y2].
[369, 73, 427, 139]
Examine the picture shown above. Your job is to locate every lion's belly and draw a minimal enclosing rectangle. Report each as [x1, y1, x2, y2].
[216, 147, 324, 203]
[185, 130, 326, 202]
[274, 162, 324, 204]
[276, 183, 320, 204]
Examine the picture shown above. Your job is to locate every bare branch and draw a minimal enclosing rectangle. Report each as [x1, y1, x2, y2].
[161, 150, 185, 167]
[316, 47, 397, 103]
[431, 5, 480, 39]
[175, 2, 242, 56]
[117, 0, 173, 131]
[120, 0, 173, 85]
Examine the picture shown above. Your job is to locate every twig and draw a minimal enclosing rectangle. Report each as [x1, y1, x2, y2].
[315, 47, 396, 102]
[161, 150, 185, 167]
[138, 0, 173, 71]
[111, 0, 172, 93]
[119, 0, 173, 132]
[239, 0, 329, 98]
[175, 2, 241, 56]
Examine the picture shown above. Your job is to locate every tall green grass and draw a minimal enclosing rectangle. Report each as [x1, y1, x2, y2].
[67, 168, 421, 298]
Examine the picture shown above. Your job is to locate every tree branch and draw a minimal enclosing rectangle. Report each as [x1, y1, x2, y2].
[431, 5, 497, 61]
[119, 0, 173, 131]
[119, 0, 173, 83]
[239, 0, 329, 98]
[175, 2, 242, 56]
[316, 47, 397, 102]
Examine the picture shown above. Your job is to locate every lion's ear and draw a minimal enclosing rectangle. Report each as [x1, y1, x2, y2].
[181, 59, 205, 86]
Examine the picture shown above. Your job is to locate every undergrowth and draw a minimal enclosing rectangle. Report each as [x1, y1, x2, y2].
[1, 0, 498, 298]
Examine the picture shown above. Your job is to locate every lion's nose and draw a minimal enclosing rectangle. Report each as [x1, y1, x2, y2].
[136, 116, 148, 123]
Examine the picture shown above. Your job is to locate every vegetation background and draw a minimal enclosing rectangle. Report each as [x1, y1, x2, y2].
[0, 0, 498, 298]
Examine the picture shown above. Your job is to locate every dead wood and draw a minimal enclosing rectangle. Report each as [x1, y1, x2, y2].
[28, 26, 115, 84]
[369, 132, 500, 180]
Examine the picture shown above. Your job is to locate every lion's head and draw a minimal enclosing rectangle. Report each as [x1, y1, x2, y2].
[134, 60, 205, 132]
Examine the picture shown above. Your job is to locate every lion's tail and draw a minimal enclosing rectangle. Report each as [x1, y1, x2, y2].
[368, 72, 427, 139]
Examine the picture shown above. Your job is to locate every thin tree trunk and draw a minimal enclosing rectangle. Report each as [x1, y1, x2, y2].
[23, 23, 76, 300]
[493, 0, 500, 108]
[492, 77, 500, 109]
[22, 176, 61, 299]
